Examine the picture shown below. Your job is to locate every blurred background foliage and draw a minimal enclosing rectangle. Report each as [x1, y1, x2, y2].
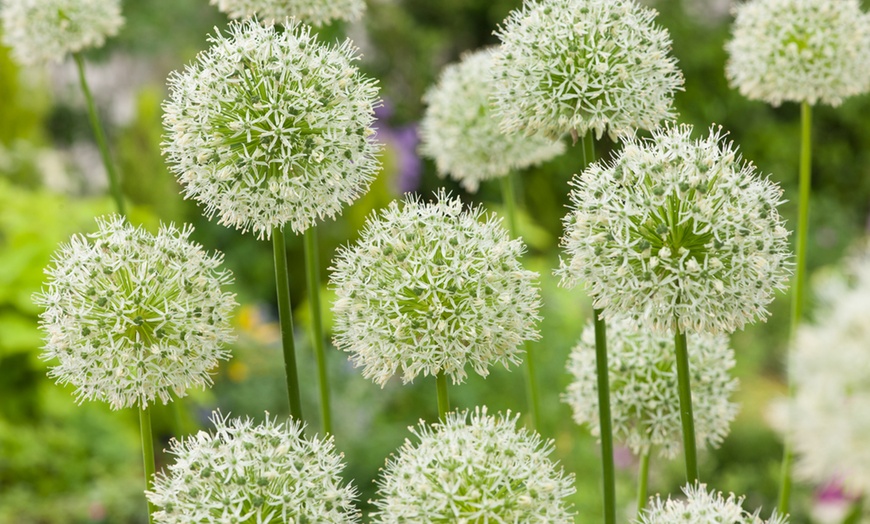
[1, 0, 868, 522]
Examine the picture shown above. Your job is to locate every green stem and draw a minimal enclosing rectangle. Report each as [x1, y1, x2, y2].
[499, 174, 541, 431]
[593, 308, 616, 524]
[674, 325, 699, 483]
[843, 497, 864, 524]
[273, 227, 303, 421]
[139, 407, 156, 524]
[778, 101, 812, 515]
[436, 373, 449, 420]
[304, 227, 332, 435]
[637, 450, 651, 515]
[73, 53, 125, 215]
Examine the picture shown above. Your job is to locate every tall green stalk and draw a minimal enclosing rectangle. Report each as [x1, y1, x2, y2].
[304, 227, 332, 434]
[594, 308, 616, 524]
[273, 227, 303, 421]
[436, 373, 450, 420]
[139, 407, 156, 524]
[778, 101, 813, 514]
[674, 325, 699, 483]
[637, 450, 651, 515]
[499, 173, 542, 432]
[73, 53, 125, 215]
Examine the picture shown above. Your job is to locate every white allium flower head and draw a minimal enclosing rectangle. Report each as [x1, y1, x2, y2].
[492, 0, 684, 141]
[420, 48, 565, 193]
[725, 0, 870, 107]
[637, 483, 788, 524]
[147, 411, 361, 523]
[564, 316, 738, 459]
[209, 0, 366, 27]
[557, 124, 792, 335]
[330, 190, 542, 386]
[371, 407, 576, 523]
[786, 243, 870, 496]
[34, 215, 237, 410]
[162, 18, 381, 240]
[0, 0, 123, 65]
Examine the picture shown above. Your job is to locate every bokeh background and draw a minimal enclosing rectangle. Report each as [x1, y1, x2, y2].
[1, 0, 869, 522]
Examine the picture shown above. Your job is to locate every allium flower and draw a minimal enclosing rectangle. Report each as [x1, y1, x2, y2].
[557, 124, 791, 334]
[162, 18, 381, 240]
[492, 0, 684, 141]
[34, 215, 236, 410]
[725, 0, 870, 107]
[147, 411, 361, 523]
[371, 407, 575, 523]
[330, 191, 541, 386]
[564, 316, 738, 459]
[786, 245, 870, 496]
[209, 0, 366, 27]
[0, 0, 123, 65]
[420, 48, 565, 193]
[637, 483, 788, 524]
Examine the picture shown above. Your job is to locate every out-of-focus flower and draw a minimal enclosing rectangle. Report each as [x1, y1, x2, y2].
[725, 0, 870, 106]
[557, 124, 792, 335]
[147, 411, 361, 523]
[420, 48, 564, 193]
[330, 191, 541, 386]
[0, 0, 123, 65]
[34, 215, 237, 410]
[209, 0, 366, 27]
[370, 407, 575, 523]
[637, 483, 787, 524]
[564, 316, 738, 459]
[492, 0, 683, 141]
[162, 18, 381, 239]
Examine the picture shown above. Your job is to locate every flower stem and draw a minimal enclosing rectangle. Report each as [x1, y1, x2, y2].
[139, 407, 156, 524]
[304, 227, 332, 435]
[637, 450, 651, 515]
[436, 373, 449, 420]
[499, 173, 541, 432]
[593, 308, 616, 524]
[73, 53, 125, 215]
[778, 101, 813, 514]
[273, 227, 303, 421]
[674, 325, 699, 483]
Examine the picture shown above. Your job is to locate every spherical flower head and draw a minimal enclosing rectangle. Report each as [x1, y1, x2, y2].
[786, 245, 870, 496]
[564, 316, 738, 459]
[330, 191, 542, 386]
[209, 0, 366, 27]
[638, 483, 788, 524]
[557, 124, 792, 335]
[0, 0, 123, 66]
[162, 18, 381, 240]
[492, 0, 684, 141]
[725, 0, 870, 107]
[420, 48, 565, 193]
[34, 215, 237, 410]
[371, 407, 576, 523]
[147, 411, 361, 523]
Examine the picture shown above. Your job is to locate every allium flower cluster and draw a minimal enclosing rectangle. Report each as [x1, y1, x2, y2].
[420, 48, 565, 193]
[0, 0, 123, 65]
[637, 483, 788, 524]
[34, 215, 236, 410]
[725, 0, 870, 107]
[163, 18, 381, 240]
[371, 407, 575, 523]
[786, 244, 870, 496]
[209, 0, 366, 27]
[557, 124, 792, 335]
[147, 411, 361, 523]
[564, 316, 738, 459]
[330, 192, 541, 386]
[492, 0, 684, 141]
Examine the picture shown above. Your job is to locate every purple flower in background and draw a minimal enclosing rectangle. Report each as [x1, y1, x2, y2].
[374, 101, 422, 194]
